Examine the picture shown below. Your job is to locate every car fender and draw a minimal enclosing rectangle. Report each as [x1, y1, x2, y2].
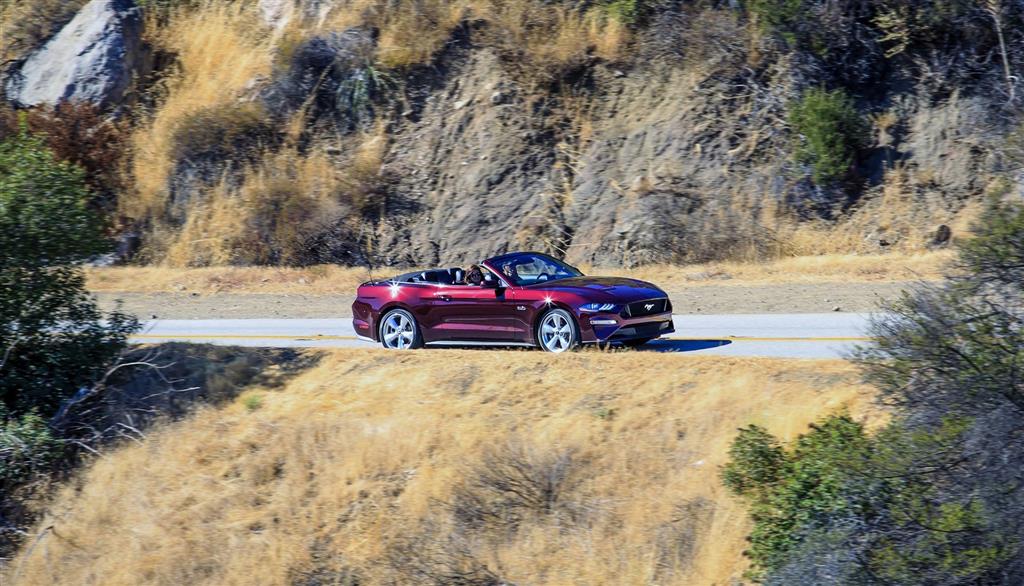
[374, 301, 422, 340]
[532, 301, 581, 345]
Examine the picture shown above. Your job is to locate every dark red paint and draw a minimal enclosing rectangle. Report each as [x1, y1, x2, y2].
[352, 252, 674, 349]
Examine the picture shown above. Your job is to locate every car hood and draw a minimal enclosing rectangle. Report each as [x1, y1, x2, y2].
[527, 276, 666, 302]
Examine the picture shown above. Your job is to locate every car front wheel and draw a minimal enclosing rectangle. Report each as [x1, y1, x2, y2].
[537, 308, 578, 353]
[379, 308, 422, 350]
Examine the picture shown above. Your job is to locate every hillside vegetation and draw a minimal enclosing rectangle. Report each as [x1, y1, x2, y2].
[3, 0, 1020, 267]
[5, 351, 877, 585]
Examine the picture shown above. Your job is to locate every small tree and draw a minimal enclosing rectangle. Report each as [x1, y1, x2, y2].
[725, 199, 1024, 584]
[722, 415, 871, 581]
[0, 128, 139, 417]
[788, 88, 866, 185]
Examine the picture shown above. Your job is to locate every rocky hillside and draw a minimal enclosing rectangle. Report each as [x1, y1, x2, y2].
[2, 0, 1021, 267]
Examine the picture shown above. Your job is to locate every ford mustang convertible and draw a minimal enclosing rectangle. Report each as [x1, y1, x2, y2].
[352, 252, 674, 352]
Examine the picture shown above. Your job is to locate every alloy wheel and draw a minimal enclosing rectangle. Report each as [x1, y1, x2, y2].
[381, 310, 417, 349]
[539, 309, 576, 353]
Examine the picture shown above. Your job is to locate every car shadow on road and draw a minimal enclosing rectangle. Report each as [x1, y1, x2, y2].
[637, 339, 733, 353]
[421, 339, 733, 353]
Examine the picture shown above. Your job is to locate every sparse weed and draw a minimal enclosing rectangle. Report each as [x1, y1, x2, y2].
[243, 394, 264, 412]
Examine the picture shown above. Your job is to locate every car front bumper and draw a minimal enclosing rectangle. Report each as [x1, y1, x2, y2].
[579, 311, 675, 343]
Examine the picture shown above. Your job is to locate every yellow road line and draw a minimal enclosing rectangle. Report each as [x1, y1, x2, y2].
[131, 334, 870, 343]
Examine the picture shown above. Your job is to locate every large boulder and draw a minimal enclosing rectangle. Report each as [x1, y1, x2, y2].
[3, 0, 145, 109]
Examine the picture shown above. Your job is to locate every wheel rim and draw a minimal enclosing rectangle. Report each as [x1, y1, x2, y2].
[381, 311, 415, 349]
[540, 311, 573, 353]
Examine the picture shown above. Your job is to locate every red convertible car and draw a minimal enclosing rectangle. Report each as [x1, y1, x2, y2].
[352, 252, 674, 352]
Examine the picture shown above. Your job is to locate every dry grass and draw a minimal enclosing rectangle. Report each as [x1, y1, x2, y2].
[0, 0, 86, 62]
[86, 250, 951, 295]
[4, 350, 881, 585]
[123, 1, 275, 221]
[599, 249, 954, 289]
[147, 115, 387, 266]
[747, 163, 986, 260]
[468, 1, 631, 79]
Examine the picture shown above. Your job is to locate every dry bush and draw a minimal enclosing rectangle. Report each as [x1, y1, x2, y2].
[765, 164, 982, 257]
[21, 102, 131, 213]
[159, 125, 387, 266]
[0, 0, 85, 63]
[372, 0, 471, 69]
[168, 103, 276, 168]
[3, 351, 881, 585]
[317, 0, 628, 75]
[0, 103, 130, 214]
[449, 442, 583, 532]
[470, 1, 630, 84]
[124, 1, 275, 221]
[385, 520, 510, 586]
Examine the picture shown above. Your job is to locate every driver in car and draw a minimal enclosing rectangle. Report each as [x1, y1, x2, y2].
[466, 265, 484, 286]
[501, 262, 518, 283]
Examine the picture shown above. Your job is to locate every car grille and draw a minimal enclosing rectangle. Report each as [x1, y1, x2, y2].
[611, 321, 670, 340]
[621, 298, 670, 318]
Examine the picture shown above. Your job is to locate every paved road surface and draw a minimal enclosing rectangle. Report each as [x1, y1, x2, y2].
[132, 313, 874, 359]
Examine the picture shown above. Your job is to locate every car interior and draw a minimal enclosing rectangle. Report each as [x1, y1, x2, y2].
[394, 266, 508, 287]
[396, 267, 466, 285]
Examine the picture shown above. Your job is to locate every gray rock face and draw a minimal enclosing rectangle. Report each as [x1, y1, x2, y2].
[374, 50, 990, 268]
[257, 0, 337, 29]
[4, 0, 145, 109]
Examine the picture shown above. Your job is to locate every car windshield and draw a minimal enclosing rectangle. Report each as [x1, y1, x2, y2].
[490, 253, 583, 286]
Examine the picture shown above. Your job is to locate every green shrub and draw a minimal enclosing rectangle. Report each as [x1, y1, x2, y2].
[243, 394, 264, 412]
[721, 424, 784, 497]
[726, 201, 1024, 584]
[788, 88, 866, 185]
[0, 409, 61, 489]
[0, 125, 107, 269]
[722, 414, 870, 580]
[600, 0, 657, 25]
[0, 127, 139, 416]
[745, 0, 804, 36]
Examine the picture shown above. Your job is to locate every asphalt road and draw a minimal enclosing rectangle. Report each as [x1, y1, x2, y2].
[132, 313, 874, 359]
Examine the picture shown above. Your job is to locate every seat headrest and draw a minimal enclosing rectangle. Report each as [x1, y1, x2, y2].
[421, 269, 454, 285]
[449, 268, 464, 284]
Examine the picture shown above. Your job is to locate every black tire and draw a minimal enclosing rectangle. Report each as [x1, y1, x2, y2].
[378, 308, 423, 350]
[536, 308, 580, 353]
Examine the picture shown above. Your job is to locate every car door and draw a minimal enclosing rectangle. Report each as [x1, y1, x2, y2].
[427, 284, 520, 342]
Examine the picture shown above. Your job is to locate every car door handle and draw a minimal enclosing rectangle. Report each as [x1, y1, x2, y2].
[437, 295, 452, 302]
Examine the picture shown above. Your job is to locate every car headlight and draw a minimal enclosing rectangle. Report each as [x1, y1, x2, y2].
[579, 302, 616, 313]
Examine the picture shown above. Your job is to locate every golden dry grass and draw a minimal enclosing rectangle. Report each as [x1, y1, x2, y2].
[124, 1, 275, 221]
[86, 250, 951, 295]
[5, 350, 881, 585]
[160, 131, 382, 267]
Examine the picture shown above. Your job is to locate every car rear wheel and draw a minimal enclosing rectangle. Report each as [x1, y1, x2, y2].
[537, 309, 578, 353]
[379, 309, 422, 350]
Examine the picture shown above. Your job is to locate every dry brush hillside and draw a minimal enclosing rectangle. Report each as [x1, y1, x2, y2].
[4, 350, 880, 585]
[3, 0, 1018, 268]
